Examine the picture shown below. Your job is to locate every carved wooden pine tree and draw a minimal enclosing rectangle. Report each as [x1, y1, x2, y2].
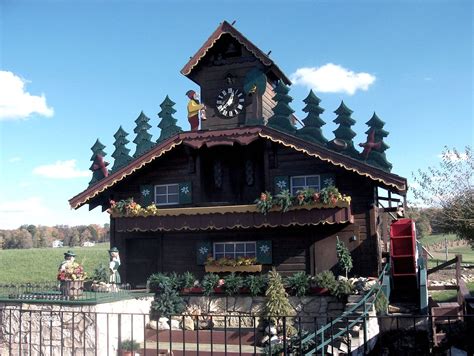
[362, 112, 392, 171]
[330, 101, 360, 158]
[89, 139, 109, 186]
[157, 96, 182, 143]
[111, 126, 132, 172]
[133, 111, 154, 158]
[296, 90, 327, 144]
[267, 81, 296, 134]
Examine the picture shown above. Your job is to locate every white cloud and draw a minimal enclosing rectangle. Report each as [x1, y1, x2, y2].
[290, 63, 376, 95]
[0, 71, 54, 120]
[8, 156, 22, 163]
[33, 160, 90, 179]
[0, 197, 108, 229]
[438, 150, 469, 162]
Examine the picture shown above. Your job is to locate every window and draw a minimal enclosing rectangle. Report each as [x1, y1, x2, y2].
[213, 242, 256, 260]
[155, 184, 179, 206]
[290, 175, 320, 195]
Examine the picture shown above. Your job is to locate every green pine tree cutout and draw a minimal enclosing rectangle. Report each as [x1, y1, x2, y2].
[88, 139, 109, 186]
[362, 112, 392, 171]
[133, 111, 154, 158]
[330, 101, 360, 158]
[111, 126, 132, 172]
[157, 96, 182, 143]
[296, 90, 328, 144]
[267, 81, 296, 134]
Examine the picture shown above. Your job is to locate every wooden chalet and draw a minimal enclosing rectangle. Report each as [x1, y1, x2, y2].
[70, 21, 407, 287]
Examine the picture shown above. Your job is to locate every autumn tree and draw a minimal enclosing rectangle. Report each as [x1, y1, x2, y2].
[412, 146, 473, 244]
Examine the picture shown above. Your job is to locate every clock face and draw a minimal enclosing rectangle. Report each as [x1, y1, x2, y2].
[216, 88, 244, 118]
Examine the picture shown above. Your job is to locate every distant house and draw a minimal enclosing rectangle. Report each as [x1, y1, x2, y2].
[82, 241, 96, 247]
[52, 240, 63, 248]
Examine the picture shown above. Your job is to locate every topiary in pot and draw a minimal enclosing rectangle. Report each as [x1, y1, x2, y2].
[285, 271, 310, 297]
[202, 273, 220, 296]
[223, 273, 243, 296]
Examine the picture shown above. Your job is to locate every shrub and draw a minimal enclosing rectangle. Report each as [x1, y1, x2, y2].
[150, 285, 185, 318]
[285, 271, 310, 297]
[274, 189, 293, 212]
[313, 270, 337, 292]
[333, 280, 354, 299]
[168, 272, 181, 291]
[202, 273, 220, 296]
[375, 292, 389, 315]
[245, 274, 267, 296]
[147, 273, 171, 293]
[336, 236, 353, 278]
[180, 271, 196, 289]
[90, 263, 109, 283]
[119, 339, 140, 351]
[223, 273, 244, 296]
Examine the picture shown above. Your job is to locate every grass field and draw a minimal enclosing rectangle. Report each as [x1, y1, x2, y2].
[419, 233, 458, 246]
[0, 243, 110, 284]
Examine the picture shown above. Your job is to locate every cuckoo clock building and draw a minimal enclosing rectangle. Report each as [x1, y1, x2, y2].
[70, 21, 407, 288]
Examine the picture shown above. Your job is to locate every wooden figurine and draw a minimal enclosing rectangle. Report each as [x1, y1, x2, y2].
[186, 90, 205, 131]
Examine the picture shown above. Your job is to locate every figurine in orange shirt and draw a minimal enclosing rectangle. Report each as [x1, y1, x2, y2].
[186, 90, 205, 131]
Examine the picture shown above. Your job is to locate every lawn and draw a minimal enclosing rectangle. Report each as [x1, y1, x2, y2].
[0, 243, 110, 284]
[430, 282, 474, 303]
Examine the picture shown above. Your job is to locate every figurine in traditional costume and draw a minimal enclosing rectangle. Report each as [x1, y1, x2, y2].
[109, 247, 121, 287]
[186, 90, 205, 130]
[59, 250, 76, 271]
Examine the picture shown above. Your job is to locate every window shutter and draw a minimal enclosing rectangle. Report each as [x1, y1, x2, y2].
[179, 182, 192, 204]
[320, 174, 336, 189]
[139, 185, 154, 206]
[256, 240, 272, 264]
[273, 176, 289, 194]
[196, 241, 212, 265]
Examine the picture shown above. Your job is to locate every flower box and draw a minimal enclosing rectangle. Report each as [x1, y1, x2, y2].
[310, 287, 330, 296]
[204, 265, 262, 273]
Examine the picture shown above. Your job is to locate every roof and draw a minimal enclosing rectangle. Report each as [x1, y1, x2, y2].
[69, 126, 408, 210]
[181, 21, 291, 85]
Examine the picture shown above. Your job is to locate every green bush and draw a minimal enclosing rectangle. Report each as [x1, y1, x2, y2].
[285, 271, 310, 297]
[202, 273, 220, 296]
[333, 279, 354, 299]
[119, 339, 140, 351]
[168, 272, 181, 291]
[223, 273, 244, 296]
[375, 292, 389, 315]
[180, 271, 196, 289]
[245, 274, 267, 296]
[336, 236, 353, 278]
[90, 263, 109, 283]
[313, 270, 337, 292]
[147, 273, 171, 293]
[150, 285, 185, 318]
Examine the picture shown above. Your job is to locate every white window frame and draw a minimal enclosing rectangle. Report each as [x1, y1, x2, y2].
[154, 184, 179, 206]
[213, 241, 257, 260]
[290, 175, 321, 195]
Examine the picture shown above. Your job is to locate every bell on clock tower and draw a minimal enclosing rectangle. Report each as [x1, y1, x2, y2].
[181, 21, 291, 131]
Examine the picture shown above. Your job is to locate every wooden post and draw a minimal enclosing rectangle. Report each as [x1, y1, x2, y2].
[445, 237, 448, 261]
[455, 254, 462, 286]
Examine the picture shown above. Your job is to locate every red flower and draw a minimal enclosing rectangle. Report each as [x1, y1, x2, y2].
[313, 193, 320, 202]
[260, 193, 267, 201]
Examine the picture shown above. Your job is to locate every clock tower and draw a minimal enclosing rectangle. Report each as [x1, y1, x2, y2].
[181, 21, 291, 131]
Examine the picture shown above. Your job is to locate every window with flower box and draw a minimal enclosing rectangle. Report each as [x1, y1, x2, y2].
[290, 175, 320, 195]
[213, 242, 256, 260]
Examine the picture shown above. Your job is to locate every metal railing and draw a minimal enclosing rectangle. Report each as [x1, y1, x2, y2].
[300, 263, 389, 355]
[0, 308, 472, 355]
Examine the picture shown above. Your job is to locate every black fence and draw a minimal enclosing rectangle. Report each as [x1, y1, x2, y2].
[0, 308, 472, 355]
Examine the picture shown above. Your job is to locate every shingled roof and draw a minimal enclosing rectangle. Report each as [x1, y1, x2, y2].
[181, 21, 291, 85]
[69, 126, 407, 210]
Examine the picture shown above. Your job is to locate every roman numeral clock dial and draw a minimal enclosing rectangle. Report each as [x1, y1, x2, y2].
[216, 88, 244, 118]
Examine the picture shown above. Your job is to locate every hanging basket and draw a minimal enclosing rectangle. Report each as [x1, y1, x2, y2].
[60, 280, 85, 298]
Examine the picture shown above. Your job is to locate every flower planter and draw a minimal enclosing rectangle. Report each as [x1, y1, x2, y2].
[213, 287, 224, 294]
[204, 265, 262, 273]
[60, 280, 84, 298]
[310, 287, 329, 295]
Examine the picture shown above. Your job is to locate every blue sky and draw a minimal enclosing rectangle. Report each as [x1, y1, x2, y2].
[0, 0, 472, 229]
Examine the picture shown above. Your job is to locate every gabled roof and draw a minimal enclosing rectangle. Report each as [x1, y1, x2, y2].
[69, 126, 407, 210]
[181, 21, 291, 85]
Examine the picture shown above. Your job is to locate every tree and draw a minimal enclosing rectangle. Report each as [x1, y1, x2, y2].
[89, 139, 109, 186]
[111, 126, 132, 172]
[362, 112, 392, 171]
[296, 90, 328, 144]
[330, 101, 359, 158]
[267, 81, 296, 134]
[133, 111, 154, 157]
[264, 268, 294, 327]
[3, 229, 33, 249]
[157, 96, 182, 143]
[336, 236, 353, 278]
[412, 146, 473, 244]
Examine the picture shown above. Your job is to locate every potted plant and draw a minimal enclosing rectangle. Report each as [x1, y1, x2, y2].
[245, 274, 267, 296]
[285, 271, 310, 297]
[223, 273, 243, 296]
[119, 339, 140, 356]
[202, 273, 220, 296]
[311, 270, 337, 295]
[57, 260, 87, 298]
[180, 271, 196, 293]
